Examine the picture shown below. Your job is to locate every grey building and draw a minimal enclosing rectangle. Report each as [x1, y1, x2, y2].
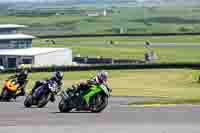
[0, 24, 27, 35]
[0, 24, 72, 68]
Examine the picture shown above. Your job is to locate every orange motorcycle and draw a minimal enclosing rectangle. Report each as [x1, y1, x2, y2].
[0, 79, 18, 101]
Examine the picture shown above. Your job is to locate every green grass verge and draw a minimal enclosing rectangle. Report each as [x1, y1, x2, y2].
[1, 69, 200, 100]
[129, 99, 200, 106]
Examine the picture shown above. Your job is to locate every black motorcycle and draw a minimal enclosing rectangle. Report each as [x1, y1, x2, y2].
[24, 80, 58, 108]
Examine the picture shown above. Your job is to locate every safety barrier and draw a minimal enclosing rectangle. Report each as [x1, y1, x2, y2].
[2, 63, 200, 73]
[37, 32, 200, 39]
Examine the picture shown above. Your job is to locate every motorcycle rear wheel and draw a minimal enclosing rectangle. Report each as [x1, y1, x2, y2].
[37, 95, 50, 108]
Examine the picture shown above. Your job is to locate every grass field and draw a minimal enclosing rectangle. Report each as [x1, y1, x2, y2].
[2, 7, 200, 35]
[33, 40, 200, 63]
[35, 35, 200, 43]
[1, 69, 200, 99]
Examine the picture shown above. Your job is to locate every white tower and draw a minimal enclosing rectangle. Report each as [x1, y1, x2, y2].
[103, 9, 107, 16]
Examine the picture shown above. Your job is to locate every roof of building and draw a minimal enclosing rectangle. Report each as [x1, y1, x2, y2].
[0, 47, 71, 56]
[0, 24, 27, 29]
[0, 34, 35, 40]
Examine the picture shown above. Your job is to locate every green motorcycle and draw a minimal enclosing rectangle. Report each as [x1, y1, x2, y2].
[58, 84, 111, 113]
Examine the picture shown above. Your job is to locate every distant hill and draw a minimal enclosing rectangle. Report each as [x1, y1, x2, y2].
[1, 0, 200, 7]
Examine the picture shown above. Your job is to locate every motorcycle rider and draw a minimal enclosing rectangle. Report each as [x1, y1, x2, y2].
[30, 71, 64, 102]
[72, 70, 110, 108]
[78, 70, 108, 90]
[8, 68, 29, 97]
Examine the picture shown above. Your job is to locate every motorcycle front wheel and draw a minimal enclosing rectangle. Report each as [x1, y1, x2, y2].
[90, 94, 108, 113]
[58, 99, 72, 112]
[24, 95, 33, 108]
[1, 89, 15, 101]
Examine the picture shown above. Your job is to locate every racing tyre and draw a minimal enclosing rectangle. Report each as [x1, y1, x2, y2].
[37, 95, 50, 108]
[58, 99, 72, 112]
[24, 95, 33, 108]
[90, 94, 108, 113]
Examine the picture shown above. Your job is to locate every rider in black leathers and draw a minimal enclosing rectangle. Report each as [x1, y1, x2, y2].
[30, 71, 64, 102]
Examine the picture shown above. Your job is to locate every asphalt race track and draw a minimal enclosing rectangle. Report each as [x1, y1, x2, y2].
[1, 96, 200, 133]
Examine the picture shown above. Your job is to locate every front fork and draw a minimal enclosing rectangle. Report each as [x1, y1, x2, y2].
[83, 87, 102, 105]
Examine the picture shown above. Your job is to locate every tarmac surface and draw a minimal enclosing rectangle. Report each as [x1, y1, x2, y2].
[1, 96, 200, 133]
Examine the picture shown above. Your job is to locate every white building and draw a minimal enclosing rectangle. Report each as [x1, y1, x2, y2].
[0, 48, 72, 68]
[0, 24, 72, 68]
[87, 13, 100, 17]
[86, 9, 107, 17]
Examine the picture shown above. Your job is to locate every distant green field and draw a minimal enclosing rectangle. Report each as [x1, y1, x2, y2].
[33, 39, 200, 63]
[35, 35, 200, 43]
[1, 7, 200, 35]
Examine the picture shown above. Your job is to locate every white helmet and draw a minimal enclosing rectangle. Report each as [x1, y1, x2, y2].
[97, 70, 108, 84]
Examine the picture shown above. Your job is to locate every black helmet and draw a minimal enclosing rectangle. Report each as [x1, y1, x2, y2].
[16, 68, 28, 75]
[52, 71, 63, 82]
